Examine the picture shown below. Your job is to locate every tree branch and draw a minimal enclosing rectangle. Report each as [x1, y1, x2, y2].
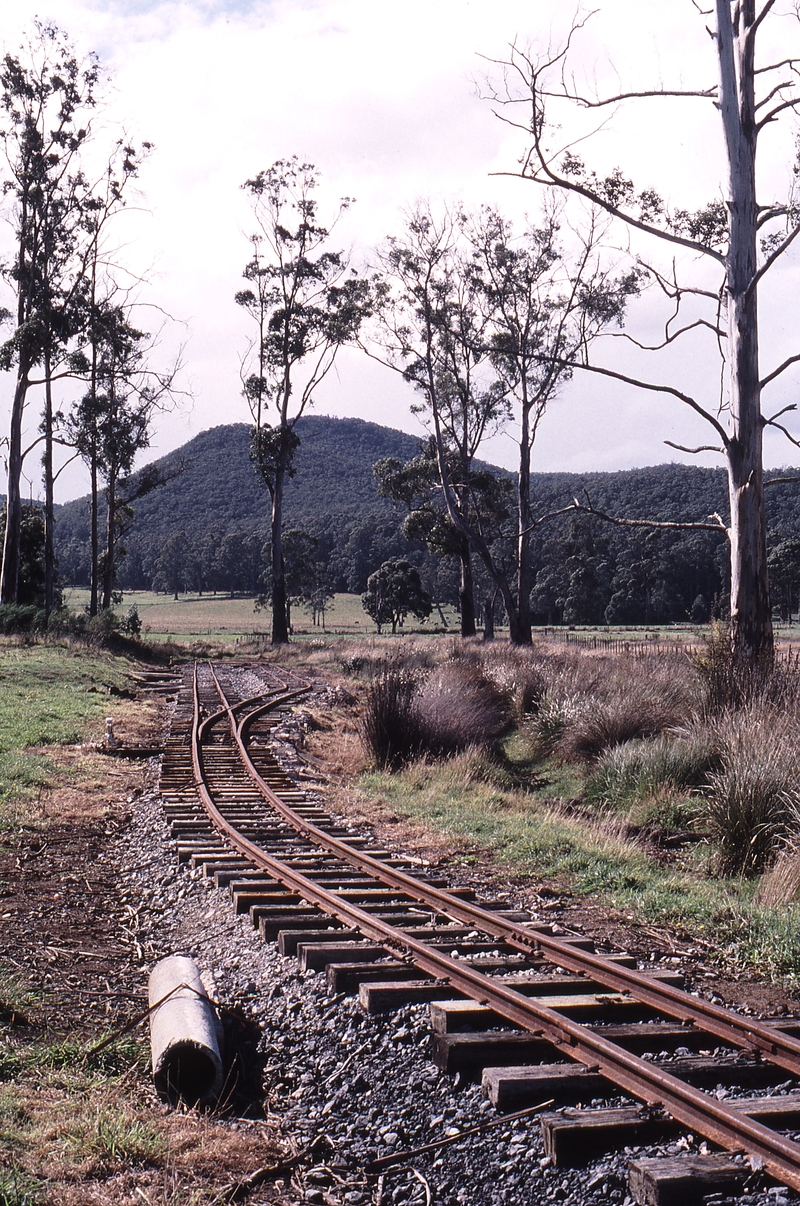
[562, 359, 730, 445]
[757, 95, 800, 128]
[747, 221, 800, 295]
[539, 86, 717, 108]
[570, 496, 729, 535]
[494, 162, 727, 265]
[761, 353, 800, 390]
[764, 402, 797, 423]
[763, 416, 800, 447]
[664, 440, 725, 454]
[607, 317, 725, 351]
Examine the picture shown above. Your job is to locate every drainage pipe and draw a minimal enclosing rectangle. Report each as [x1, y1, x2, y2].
[148, 955, 223, 1103]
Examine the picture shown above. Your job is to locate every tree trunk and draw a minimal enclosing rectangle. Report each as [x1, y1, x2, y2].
[0, 370, 30, 605]
[458, 540, 477, 637]
[430, 403, 525, 643]
[89, 455, 99, 617]
[717, 0, 773, 661]
[515, 397, 534, 646]
[43, 351, 56, 621]
[483, 594, 495, 641]
[101, 473, 116, 611]
[270, 456, 289, 645]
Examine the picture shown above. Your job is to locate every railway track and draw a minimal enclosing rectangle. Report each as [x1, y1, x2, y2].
[158, 661, 800, 1204]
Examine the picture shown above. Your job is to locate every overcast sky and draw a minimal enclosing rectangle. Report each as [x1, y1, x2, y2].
[2, 0, 800, 501]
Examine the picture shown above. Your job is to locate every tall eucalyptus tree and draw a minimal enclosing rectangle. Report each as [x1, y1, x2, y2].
[236, 158, 370, 644]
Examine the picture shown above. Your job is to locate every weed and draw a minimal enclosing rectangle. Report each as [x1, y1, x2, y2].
[0, 1167, 43, 1206]
[64, 1106, 163, 1171]
[0, 970, 33, 1027]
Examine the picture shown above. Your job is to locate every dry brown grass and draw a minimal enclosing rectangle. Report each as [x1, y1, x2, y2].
[414, 661, 509, 753]
[756, 843, 800, 907]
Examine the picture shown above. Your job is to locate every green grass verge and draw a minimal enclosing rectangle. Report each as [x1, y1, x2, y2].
[0, 645, 134, 817]
[359, 755, 800, 984]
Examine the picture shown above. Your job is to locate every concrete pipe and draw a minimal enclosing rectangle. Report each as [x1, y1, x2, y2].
[148, 955, 223, 1104]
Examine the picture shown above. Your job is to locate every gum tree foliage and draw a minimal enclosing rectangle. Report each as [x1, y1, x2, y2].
[64, 304, 172, 611]
[0, 502, 49, 607]
[489, 1, 800, 661]
[236, 158, 371, 644]
[373, 438, 512, 637]
[257, 528, 336, 630]
[767, 537, 800, 621]
[0, 24, 99, 606]
[361, 557, 432, 634]
[374, 202, 635, 644]
[0, 24, 150, 617]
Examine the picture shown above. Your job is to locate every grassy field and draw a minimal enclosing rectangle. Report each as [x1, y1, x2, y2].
[62, 589, 461, 643]
[357, 753, 800, 984]
[321, 637, 800, 987]
[62, 587, 791, 649]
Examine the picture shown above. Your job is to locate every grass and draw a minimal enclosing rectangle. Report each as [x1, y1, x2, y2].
[0, 1057, 164, 1180]
[63, 589, 461, 642]
[0, 644, 136, 820]
[358, 754, 800, 982]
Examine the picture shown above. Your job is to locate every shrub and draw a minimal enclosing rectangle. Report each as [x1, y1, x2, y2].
[414, 662, 508, 754]
[122, 605, 142, 636]
[0, 605, 38, 634]
[85, 608, 120, 643]
[358, 664, 425, 770]
[702, 708, 800, 876]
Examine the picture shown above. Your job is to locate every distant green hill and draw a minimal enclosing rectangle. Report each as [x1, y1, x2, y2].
[55, 415, 422, 554]
[52, 413, 800, 623]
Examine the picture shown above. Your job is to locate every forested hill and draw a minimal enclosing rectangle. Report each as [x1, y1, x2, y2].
[57, 416, 422, 549]
[53, 414, 800, 623]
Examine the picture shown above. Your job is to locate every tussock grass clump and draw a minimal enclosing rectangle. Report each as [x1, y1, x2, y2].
[517, 651, 694, 764]
[702, 708, 800, 876]
[555, 685, 688, 763]
[358, 664, 424, 770]
[756, 840, 800, 907]
[359, 660, 509, 769]
[586, 733, 719, 810]
[456, 645, 549, 719]
[414, 662, 508, 754]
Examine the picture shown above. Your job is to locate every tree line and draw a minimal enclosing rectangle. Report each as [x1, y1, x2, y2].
[0, 23, 178, 622]
[234, 4, 800, 664]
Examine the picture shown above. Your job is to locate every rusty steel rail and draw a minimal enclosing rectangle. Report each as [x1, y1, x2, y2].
[208, 665, 800, 1078]
[191, 663, 800, 1191]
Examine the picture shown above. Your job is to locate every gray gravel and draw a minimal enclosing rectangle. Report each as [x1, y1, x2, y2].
[106, 672, 800, 1206]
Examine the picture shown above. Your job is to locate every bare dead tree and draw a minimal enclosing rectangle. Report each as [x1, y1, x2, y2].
[487, 1, 800, 661]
